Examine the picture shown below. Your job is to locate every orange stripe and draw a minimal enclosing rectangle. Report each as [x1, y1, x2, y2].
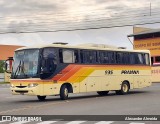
[11, 64, 151, 84]
[58, 65, 82, 81]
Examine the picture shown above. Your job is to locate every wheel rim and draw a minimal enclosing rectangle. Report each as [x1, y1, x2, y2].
[64, 88, 68, 97]
[122, 84, 128, 92]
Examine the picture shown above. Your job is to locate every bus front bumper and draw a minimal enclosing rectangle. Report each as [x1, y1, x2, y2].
[10, 87, 41, 96]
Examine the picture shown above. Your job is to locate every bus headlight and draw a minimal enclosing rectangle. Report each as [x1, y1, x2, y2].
[10, 84, 15, 88]
[28, 83, 38, 88]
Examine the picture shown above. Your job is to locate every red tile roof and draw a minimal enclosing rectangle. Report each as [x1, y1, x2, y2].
[0, 45, 24, 60]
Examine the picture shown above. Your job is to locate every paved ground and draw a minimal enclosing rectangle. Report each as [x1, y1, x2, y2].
[0, 83, 160, 124]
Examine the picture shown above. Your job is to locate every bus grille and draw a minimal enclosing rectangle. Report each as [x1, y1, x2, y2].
[16, 86, 27, 88]
[15, 90, 28, 93]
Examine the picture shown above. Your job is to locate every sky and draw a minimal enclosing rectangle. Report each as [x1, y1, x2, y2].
[0, 0, 160, 49]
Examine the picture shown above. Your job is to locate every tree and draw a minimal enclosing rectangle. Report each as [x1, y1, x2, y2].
[0, 61, 4, 73]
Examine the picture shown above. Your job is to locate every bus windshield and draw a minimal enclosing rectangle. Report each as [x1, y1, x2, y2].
[12, 49, 39, 79]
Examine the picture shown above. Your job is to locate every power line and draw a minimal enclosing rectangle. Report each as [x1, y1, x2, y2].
[0, 21, 160, 34]
[1, 10, 160, 31]
[0, 2, 160, 33]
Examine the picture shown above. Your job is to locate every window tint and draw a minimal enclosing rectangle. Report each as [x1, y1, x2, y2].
[108, 52, 116, 63]
[99, 51, 116, 64]
[130, 53, 136, 64]
[41, 48, 57, 76]
[99, 52, 108, 63]
[151, 57, 154, 65]
[155, 56, 160, 63]
[116, 52, 130, 64]
[116, 52, 123, 64]
[57, 48, 150, 66]
[129, 53, 150, 65]
[80, 50, 97, 63]
[134, 53, 143, 64]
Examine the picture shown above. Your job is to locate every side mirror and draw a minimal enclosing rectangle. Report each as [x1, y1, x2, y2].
[4, 57, 13, 73]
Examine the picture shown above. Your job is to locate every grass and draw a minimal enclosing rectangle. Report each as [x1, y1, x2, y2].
[0, 82, 10, 84]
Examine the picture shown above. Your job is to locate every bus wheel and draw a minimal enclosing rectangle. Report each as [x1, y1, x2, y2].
[116, 82, 129, 95]
[37, 95, 46, 101]
[60, 85, 69, 100]
[97, 91, 109, 96]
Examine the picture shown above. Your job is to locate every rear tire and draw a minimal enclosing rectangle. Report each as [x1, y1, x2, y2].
[97, 91, 109, 96]
[116, 82, 129, 95]
[37, 95, 46, 101]
[60, 85, 69, 100]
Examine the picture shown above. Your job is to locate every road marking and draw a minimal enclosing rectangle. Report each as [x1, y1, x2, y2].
[129, 122, 145, 124]
[37, 121, 58, 124]
[95, 121, 114, 124]
[66, 121, 86, 124]
[9, 121, 30, 124]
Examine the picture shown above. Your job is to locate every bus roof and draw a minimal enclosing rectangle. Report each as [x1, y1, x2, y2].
[15, 43, 150, 53]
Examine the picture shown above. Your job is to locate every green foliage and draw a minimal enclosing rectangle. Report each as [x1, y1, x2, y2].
[0, 61, 4, 73]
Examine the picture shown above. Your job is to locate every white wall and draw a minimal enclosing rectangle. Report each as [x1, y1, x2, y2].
[0, 73, 4, 82]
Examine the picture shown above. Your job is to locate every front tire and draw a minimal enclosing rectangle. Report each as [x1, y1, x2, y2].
[97, 91, 109, 96]
[60, 85, 69, 100]
[116, 82, 130, 95]
[37, 95, 46, 101]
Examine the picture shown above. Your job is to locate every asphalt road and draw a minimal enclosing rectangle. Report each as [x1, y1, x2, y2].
[0, 83, 160, 124]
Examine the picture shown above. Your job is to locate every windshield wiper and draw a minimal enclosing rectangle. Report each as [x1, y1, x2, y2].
[14, 60, 22, 78]
[14, 60, 28, 78]
[21, 61, 28, 78]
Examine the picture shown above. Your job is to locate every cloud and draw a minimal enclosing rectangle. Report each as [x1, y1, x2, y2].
[0, 0, 160, 49]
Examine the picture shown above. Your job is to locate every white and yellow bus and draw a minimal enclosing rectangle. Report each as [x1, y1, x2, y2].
[5, 43, 152, 101]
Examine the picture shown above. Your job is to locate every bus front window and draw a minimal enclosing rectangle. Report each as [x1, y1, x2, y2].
[12, 49, 39, 79]
[40, 48, 57, 79]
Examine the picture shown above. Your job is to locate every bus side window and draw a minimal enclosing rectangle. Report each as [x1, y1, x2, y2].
[116, 52, 123, 64]
[138, 53, 144, 64]
[108, 52, 115, 64]
[134, 53, 143, 64]
[61, 49, 75, 63]
[151, 57, 154, 65]
[123, 53, 130, 64]
[100, 51, 107, 63]
[90, 51, 97, 63]
[104, 52, 109, 63]
[59, 49, 78, 63]
[83, 51, 90, 63]
[59, 49, 63, 63]
[80, 50, 97, 64]
[154, 56, 160, 65]
[74, 50, 79, 63]
[80, 50, 84, 63]
[130, 53, 135, 64]
[144, 53, 150, 65]
[41, 48, 57, 74]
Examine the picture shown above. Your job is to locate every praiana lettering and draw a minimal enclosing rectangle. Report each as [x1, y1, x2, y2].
[121, 70, 139, 74]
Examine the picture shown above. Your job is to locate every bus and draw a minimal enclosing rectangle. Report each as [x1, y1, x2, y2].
[5, 43, 152, 101]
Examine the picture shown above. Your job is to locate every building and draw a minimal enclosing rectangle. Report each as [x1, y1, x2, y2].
[0, 45, 24, 82]
[0, 45, 24, 60]
[128, 26, 160, 82]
